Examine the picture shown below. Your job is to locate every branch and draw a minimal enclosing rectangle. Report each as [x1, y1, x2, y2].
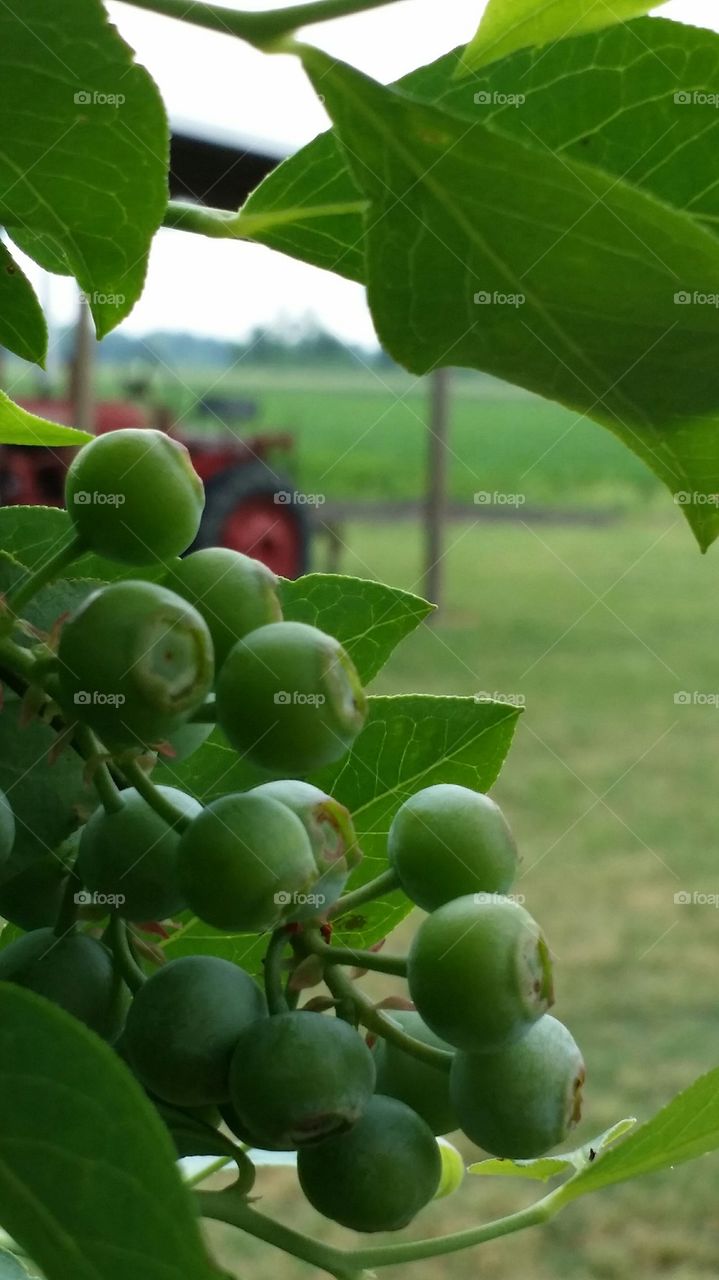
[121, 0, 408, 49]
[163, 201, 367, 242]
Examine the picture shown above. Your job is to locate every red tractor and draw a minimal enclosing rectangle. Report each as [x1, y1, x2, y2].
[0, 393, 309, 578]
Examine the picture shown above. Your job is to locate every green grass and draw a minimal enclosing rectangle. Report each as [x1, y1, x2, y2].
[46, 361, 663, 510]
[209, 512, 719, 1280]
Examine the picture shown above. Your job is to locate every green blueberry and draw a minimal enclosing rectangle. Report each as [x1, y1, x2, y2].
[162, 720, 213, 762]
[65, 428, 204, 564]
[178, 792, 318, 932]
[165, 548, 282, 669]
[407, 894, 554, 1052]
[77, 786, 201, 922]
[216, 621, 366, 773]
[124, 956, 267, 1106]
[58, 580, 214, 750]
[229, 1011, 376, 1149]
[250, 779, 361, 915]
[388, 784, 518, 911]
[0, 860, 68, 931]
[371, 1009, 457, 1135]
[0, 927, 124, 1038]
[450, 1015, 586, 1158]
[297, 1095, 441, 1232]
[0, 788, 15, 867]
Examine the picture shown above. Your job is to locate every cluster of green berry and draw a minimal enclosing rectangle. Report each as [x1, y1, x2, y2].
[0, 429, 586, 1238]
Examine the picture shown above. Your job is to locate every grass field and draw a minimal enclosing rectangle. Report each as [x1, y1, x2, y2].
[209, 512, 719, 1280]
[39, 360, 663, 510]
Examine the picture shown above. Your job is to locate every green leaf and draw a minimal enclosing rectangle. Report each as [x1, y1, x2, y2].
[555, 1068, 719, 1204]
[240, 131, 365, 282]
[161, 694, 520, 966]
[0, 245, 46, 366]
[469, 1119, 636, 1181]
[318, 694, 521, 948]
[461, 0, 665, 72]
[300, 39, 719, 549]
[0, 508, 162, 581]
[0, 1249, 38, 1279]
[280, 573, 433, 684]
[0, 395, 90, 448]
[0, 985, 218, 1280]
[0, 0, 168, 337]
[0, 701, 91, 881]
[6, 229, 70, 278]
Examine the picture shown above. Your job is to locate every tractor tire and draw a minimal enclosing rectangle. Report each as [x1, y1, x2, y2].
[195, 460, 310, 579]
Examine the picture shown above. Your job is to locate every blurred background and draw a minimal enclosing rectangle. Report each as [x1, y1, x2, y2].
[4, 0, 719, 1274]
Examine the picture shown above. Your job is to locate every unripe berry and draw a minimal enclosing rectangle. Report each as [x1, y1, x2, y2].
[0, 927, 123, 1038]
[371, 1008, 457, 1135]
[450, 1015, 585, 1157]
[66, 428, 204, 563]
[0, 788, 15, 867]
[124, 955, 267, 1106]
[177, 792, 318, 932]
[217, 621, 366, 773]
[228, 1011, 376, 1148]
[58, 580, 214, 750]
[165, 547, 282, 669]
[388, 784, 518, 910]
[408, 894, 553, 1052]
[250, 779, 360, 914]
[297, 1095, 441, 1232]
[77, 786, 201, 922]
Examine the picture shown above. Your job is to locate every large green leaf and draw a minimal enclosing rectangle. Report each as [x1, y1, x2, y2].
[280, 573, 433, 684]
[0, 508, 161, 581]
[0, 396, 90, 448]
[300, 40, 719, 550]
[0, 245, 46, 366]
[554, 1065, 719, 1204]
[0, 986, 218, 1280]
[461, 0, 665, 71]
[0, 0, 168, 337]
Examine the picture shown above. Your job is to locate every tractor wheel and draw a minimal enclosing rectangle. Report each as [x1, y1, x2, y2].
[196, 461, 310, 579]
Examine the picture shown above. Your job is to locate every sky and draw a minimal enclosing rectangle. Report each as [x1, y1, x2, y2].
[24, 0, 719, 349]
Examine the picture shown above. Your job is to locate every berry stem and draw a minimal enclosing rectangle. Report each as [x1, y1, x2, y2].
[121, 758, 192, 832]
[183, 1155, 235, 1189]
[320, 962, 452, 1072]
[107, 915, 146, 993]
[328, 867, 400, 920]
[5, 534, 84, 616]
[122, 0, 405, 49]
[53, 867, 83, 938]
[195, 1189, 368, 1280]
[304, 929, 407, 977]
[75, 725, 124, 815]
[263, 929, 290, 1015]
